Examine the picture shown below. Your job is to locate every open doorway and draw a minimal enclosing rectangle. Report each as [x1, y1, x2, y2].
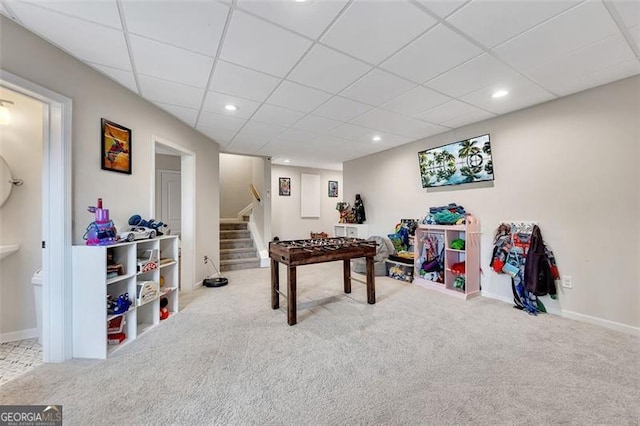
[152, 137, 195, 292]
[0, 70, 73, 363]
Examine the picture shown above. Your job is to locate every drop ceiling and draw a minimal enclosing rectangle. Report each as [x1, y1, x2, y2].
[1, 0, 639, 170]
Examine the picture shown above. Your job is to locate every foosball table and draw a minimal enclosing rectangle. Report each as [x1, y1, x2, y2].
[269, 237, 377, 325]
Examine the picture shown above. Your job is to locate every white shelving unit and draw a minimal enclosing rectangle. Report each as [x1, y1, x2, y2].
[72, 235, 179, 359]
[413, 223, 480, 300]
[333, 223, 369, 239]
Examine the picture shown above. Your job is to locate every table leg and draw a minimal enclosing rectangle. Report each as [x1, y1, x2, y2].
[271, 259, 279, 309]
[287, 266, 297, 325]
[343, 259, 351, 294]
[366, 256, 375, 304]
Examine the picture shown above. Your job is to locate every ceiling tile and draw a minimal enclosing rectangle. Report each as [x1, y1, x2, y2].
[138, 74, 205, 109]
[220, 10, 312, 77]
[313, 96, 374, 122]
[9, 2, 130, 70]
[417, 100, 495, 128]
[91, 63, 138, 93]
[241, 120, 287, 138]
[210, 61, 281, 102]
[202, 91, 261, 118]
[153, 102, 199, 127]
[130, 35, 214, 88]
[447, 1, 579, 48]
[196, 126, 236, 145]
[351, 108, 445, 138]
[252, 104, 306, 127]
[321, 0, 437, 64]
[526, 33, 640, 96]
[22, 0, 122, 29]
[330, 123, 375, 140]
[460, 74, 555, 114]
[288, 45, 372, 93]
[340, 69, 417, 105]
[381, 86, 452, 116]
[493, 2, 620, 72]
[226, 130, 271, 153]
[381, 24, 483, 83]
[426, 54, 520, 98]
[122, 1, 228, 57]
[416, 0, 468, 18]
[611, 1, 640, 29]
[198, 110, 247, 132]
[237, 0, 347, 39]
[266, 81, 332, 113]
[630, 25, 640, 48]
[293, 115, 344, 133]
[358, 133, 414, 148]
[277, 128, 321, 143]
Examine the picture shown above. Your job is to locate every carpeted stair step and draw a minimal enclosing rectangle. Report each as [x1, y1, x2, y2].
[220, 257, 261, 271]
[220, 247, 258, 260]
[221, 238, 254, 250]
[220, 229, 251, 239]
[220, 221, 248, 231]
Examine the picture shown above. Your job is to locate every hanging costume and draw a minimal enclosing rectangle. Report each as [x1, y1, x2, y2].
[490, 223, 559, 315]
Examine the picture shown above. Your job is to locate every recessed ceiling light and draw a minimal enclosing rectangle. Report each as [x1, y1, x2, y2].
[372, 135, 382, 142]
[224, 104, 239, 111]
[491, 90, 509, 99]
[283, 159, 291, 163]
[295, 0, 307, 2]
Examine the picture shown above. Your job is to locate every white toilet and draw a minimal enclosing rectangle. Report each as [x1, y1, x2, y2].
[31, 268, 43, 344]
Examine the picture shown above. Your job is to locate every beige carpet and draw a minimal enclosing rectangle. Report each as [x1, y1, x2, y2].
[0, 262, 638, 425]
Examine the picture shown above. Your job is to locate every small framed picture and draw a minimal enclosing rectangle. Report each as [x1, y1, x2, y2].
[328, 180, 338, 197]
[101, 118, 132, 174]
[279, 177, 291, 196]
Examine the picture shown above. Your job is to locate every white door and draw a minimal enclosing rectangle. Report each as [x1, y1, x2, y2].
[159, 170, 181, 235]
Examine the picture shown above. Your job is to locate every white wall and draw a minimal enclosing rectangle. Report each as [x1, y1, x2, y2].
[219, 153, 253, 218]
[0, 87, 43, 338]
[1, 15, 220, 289]
[344, 76, 640, 331]
[271, 165, 343, 240]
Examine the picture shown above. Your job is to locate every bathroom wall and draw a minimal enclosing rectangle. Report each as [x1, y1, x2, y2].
[0, 87, 43, 341]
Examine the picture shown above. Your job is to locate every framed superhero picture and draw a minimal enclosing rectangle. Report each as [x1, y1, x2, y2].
[101, 118, 132, 174]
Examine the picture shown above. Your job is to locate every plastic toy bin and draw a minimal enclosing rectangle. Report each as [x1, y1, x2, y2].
[385, 258, 414, 283]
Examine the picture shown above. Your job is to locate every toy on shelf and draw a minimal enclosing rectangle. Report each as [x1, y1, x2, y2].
[137, 249, 159, 273]
[160, 297, 169, 320]
[136, 281, 159, 306]
[130, 215, 167, 235]
[106, 248, 125, 279]
[83, 198, 118, 246]
[107, 292, 131, 315]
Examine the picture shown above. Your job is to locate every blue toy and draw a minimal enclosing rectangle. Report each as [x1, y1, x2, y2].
[107, 293, 131, 315]
[128, 215, 168, 236]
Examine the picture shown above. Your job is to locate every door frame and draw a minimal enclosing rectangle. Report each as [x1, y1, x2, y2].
[1, 70, 73, 362]
[151, 136, 196, 292]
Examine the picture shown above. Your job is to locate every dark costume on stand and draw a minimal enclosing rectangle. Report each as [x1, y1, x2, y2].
[490, 224, 559, 315]
[354, 194, 366, 224]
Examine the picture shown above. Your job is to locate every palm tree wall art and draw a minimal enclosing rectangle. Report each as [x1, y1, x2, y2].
[417, 134, 494, 188]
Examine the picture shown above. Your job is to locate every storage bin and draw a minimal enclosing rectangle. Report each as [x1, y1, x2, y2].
[386, 259, 414, 282]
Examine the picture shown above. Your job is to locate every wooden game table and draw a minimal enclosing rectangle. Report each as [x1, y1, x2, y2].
[269, 237, 377, 325]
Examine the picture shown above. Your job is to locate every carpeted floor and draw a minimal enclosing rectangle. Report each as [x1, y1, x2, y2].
[0, 262, 638, 425]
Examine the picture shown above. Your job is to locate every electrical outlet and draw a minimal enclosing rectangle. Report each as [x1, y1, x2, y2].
[562, 275, 572, 289]
[203, 255, 209, 264]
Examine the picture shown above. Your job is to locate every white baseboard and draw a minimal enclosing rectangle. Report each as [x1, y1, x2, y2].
[562, 310, 639, 336]
[481, 290, 513, 305]
[259, 249, 269, 268]
[1, 328, 38, 343]
[481, 291, 639, 336]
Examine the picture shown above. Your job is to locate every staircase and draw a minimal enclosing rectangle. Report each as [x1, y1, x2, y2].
[220, 220, 261, 271]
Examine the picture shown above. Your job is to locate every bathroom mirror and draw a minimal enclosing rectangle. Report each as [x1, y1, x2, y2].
[0, 155, 13, 207]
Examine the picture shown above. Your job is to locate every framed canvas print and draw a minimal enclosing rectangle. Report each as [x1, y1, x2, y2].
[328, 180, 338, 197]
[417, 133, 493, 188]
[279, 177, 291, 196]
[101, 118, 132, 174]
